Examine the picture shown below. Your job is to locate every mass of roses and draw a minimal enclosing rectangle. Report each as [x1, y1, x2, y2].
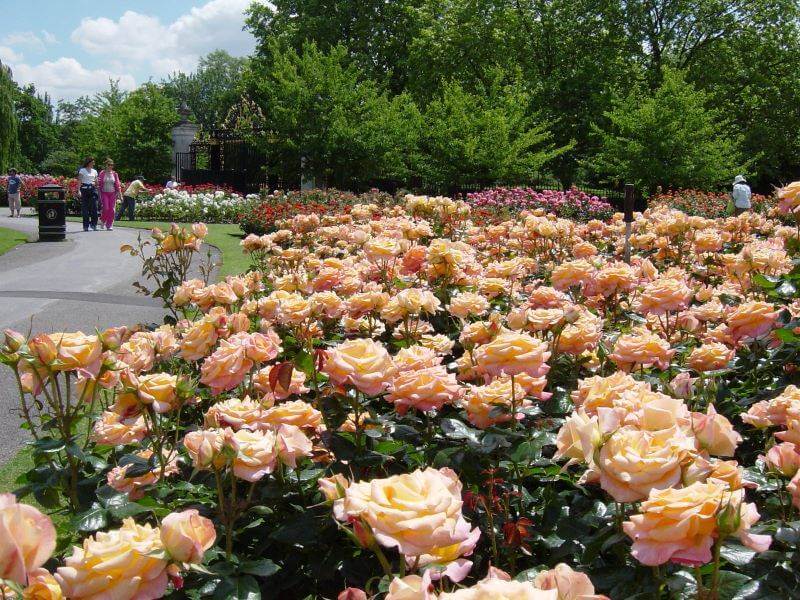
[4, 183, 800, 598]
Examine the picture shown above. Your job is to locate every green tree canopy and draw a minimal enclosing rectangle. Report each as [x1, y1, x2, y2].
[589, 68, 748, 193]
[421, 76, 570, 187]
[0, 69, 18, 173]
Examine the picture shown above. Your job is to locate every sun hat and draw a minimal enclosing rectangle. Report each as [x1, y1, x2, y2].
[733, 175, 747, 184]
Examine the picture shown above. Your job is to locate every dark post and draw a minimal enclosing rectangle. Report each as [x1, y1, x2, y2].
[623, 183, 635, 263]
[37, 183, 67, 241]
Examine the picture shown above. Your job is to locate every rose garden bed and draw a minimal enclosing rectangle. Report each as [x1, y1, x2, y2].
[3, 187, 800, 598]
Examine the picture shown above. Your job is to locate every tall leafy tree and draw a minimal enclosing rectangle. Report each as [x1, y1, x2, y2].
[589, 68, 748, 193]
[162, 50, 248, 130]
[244, 42, 422, 188]
[0, 68, 18, 172]
[421, 76, 570, 187]
[14, 84, 58, 171]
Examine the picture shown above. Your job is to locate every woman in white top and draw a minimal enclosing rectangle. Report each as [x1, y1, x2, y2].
[78, 157, 98, 231]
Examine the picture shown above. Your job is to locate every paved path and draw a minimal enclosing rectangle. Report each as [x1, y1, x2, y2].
[0, 216, 212, 464]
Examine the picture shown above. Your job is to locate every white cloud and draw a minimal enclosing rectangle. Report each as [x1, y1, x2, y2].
[10, 57, 136, 100]
[0, 46, 24, 64]
[71, 0, 256, 77]
[2, 31, 58, 53]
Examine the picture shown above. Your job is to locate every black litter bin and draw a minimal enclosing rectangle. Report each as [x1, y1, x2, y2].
[37, 183, 67, 241]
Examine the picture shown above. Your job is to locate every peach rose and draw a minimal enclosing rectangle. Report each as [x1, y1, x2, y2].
[741, 385, 800, 428]
[191, 222, 208, 238]
[107, 449, 178, 500]
[386, 366, 462, 415]
[590, 262, 637, 297]
[55, 519, 168, 599]
[43, 332, 102, 374]
[323, 338, 395, 396]
[788, 471, 800, 509]
[691, 405, 741, 457]
[571, 372, 650, 416]
[205, 397, 270, 431]
[462, 377, 530, 429]
[183, 429, 229, 470]
[777, 180, 800, 214]
[447, 292, 490, 320]
[381, 288, 441, 323]
[263, 400, 324, 430]
[160, 509, 216, 564]
[608, 329, 674, 372]
[179, 320, 219, 361]
[438, 580, 557, 599]
[22, 568, 63, 599]
[555, 410, 600, 463]
[275, 424, 314, 467]
[474, 331, 551, 380]
[687, 343, 734, 372]
[0, 494, 56, 585]
[393, 345, 442, 372]
[764, 442, 800, 477]
[231, 429, 278, 482]
[597, 428, 684, 502]
[200, 338, 254, 395]
[551, 259, 595, 291]
[726, 301, 779, 342]
[623, 482, 770, 566]
[336, 467, 478, 558]
[318, 473, 350, 502]
[91, 411, 148, 446]
[117, 335, 156, 373]
[387, 573, 435, 600]
[556, 311, 602, 356]
[637, 278, 693, 315]
[534, 563, 608, 600]
[252, 364, 308, 399]
[137, 372, 179, 413]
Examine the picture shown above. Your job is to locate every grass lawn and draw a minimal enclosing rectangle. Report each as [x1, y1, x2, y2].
[66, 217, 249, 277]
[0, 224, 30, 256]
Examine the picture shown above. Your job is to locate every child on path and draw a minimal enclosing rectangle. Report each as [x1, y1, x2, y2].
[97, 158, 122, 230]
[6, 168, 21, 218]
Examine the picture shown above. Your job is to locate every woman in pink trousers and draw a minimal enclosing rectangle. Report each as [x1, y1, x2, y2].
[97, 158, 122, 230]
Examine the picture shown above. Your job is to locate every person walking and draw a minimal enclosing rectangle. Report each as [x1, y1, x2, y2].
[97, 158, 122, 230]
[117, 174, 146, 221]
[732, 175, 752, 216]
[78, 157, 98, 231]
[6, 168, 21, 218]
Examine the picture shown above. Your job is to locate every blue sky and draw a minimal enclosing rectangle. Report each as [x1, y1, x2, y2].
[0, 0, 261, 101]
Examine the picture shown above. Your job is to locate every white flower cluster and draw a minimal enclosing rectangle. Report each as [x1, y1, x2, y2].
[137, 189, 259, 223]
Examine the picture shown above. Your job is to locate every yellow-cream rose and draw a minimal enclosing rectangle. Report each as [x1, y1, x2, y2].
[336, 467, 478, 557]
[55, 519, 168, 599]
[323, 338, 394, 396]
[137, 372, 179, 413]
[608, 329, 674, 372]
[688, 343, 734, 372]
[232, 429, 278, 482]
[22, 568, 63, 600]
[474, 331, 550, 379]
[438, 580, 558, 599]
[44, 332, 102, 373]
[597, 427, 684, 502]
[533, 563, 608, 600]
[691, 404, 741, 457]
[447, 292, 490, 319]
[386, 365, 462, 415]
[179, 319, 219, 361]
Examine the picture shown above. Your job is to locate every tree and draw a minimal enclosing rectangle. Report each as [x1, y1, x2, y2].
[245, 0, 425, 93]
[589, 68, 747, 193]
[421, 76, 569, 187]
[162, 50, 248, 130]
[0, 68, 18, 172]
[244, 42, 422, 188]
[14, 84, 58, 171]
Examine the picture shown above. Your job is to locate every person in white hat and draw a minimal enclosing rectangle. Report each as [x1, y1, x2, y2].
[732, 175, 751, 216]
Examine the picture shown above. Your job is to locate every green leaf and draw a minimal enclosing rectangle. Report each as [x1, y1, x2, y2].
[240, 559, 281, 578]
[439, 418, 481, 444]
[720, 544, 755, 567]
[73, 503, 108, 532]
[716, 571, 753, 600]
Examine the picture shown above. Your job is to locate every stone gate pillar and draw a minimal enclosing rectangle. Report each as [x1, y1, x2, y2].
[171, 102, 200, 180]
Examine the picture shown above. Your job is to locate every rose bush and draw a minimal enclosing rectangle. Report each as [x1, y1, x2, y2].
[4, 184, 800, 598]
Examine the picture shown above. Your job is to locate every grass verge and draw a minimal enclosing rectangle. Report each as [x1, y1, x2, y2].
[0, 224, 30, 256]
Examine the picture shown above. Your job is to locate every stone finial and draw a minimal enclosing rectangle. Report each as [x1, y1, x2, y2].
[178, 101, 192, 124]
